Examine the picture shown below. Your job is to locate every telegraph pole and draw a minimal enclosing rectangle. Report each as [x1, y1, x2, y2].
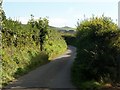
[118, 1, 120, 28]
[116, 1, 120, 84]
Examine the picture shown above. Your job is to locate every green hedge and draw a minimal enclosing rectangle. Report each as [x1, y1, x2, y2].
[62, 34, 77, 46]
[43, 28, 67, 60]
[72, 16, 120, 89]
[1, 10, 67, 87]
[1, 46, 48, 87]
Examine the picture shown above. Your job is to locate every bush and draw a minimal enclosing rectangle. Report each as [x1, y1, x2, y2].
[43, 28, 67, 60]
[62, 33, 77, 46]
[1, 13, 67, 87]
[72, 16, 120, 89]
[1, 45, 48, 87]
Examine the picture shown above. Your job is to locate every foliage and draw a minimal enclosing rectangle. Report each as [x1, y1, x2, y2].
[72, 16, 120, 89]
[43, 28, 67, 60]
[28, 15, 49, 51]
[1, 12, 67, 87]
[1, 18, 49, 86]
[28, 16, 67, 59]
[1, 46, 48, 86]
[62, 32, 77, 46]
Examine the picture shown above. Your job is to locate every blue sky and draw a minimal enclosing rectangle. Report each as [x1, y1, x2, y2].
[2, 0, 119, 27]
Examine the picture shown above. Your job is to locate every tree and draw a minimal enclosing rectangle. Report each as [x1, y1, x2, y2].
[28, 15, 49, 51]
[36, 18, 48, 51]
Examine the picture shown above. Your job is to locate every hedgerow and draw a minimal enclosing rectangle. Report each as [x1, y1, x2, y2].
[1, 8, 67, 87]
[72, 16, 120, 89]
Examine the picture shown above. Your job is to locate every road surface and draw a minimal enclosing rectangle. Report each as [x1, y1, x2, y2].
[3, 46, 77, 90]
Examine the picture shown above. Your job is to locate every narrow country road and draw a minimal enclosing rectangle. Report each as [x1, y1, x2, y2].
[4, 46, 77, 90]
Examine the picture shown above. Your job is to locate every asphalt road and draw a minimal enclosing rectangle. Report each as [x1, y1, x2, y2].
[3, 46, 77, 90]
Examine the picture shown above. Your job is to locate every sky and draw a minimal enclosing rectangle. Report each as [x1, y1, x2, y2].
[2, 0, 120, 28]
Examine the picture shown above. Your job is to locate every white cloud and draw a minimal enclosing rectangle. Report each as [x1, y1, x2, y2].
[6, 17, 29, 24]
[18, 17, 29, 24]
[14, 17, 40, 24]
[11, 17, 68, 27]
[20, 17, 69, 27]
[49, 18, 68, 27]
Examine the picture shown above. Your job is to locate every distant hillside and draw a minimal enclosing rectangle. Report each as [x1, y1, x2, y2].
[61, 26, 76, 31]
[49, 26, 76, 34]
[49, 26, 76, 31]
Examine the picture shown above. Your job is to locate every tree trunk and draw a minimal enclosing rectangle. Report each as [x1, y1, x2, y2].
[40, 43, 42, 51]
